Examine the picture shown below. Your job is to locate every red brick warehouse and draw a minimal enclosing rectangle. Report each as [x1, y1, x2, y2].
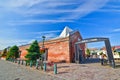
[19, 26, 85, 63]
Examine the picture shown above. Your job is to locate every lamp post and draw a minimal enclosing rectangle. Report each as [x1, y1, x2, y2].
[42, 36, 46, 48]
[19, 50, 21, 57]
[6, 46, 10, 55]
[18, 50, 21, 64]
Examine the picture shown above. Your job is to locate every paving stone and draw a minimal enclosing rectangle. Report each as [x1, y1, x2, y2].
[0, 60, 63, 80]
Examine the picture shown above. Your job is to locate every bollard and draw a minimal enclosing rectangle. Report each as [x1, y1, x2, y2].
[11, 58, 13, 62]
[10, 58, 12, 62]
[7, 59, 9, 61]
[14, 59, 16, 63]
[18, 60, 20, 64]
[8, 58, 10, 61]
[21, 60, 23, 65]
[30, 61, 32, 67]
[36, 61, 39, 69]
[25, 61, 27, 66]
[43, 63, 46, 71]
[54, 63, 57, 74]
[15, 59, 17, 63]
[111, 60, 115, 68]
[12, 59, 14, 62]
[11, 59, 13, 62]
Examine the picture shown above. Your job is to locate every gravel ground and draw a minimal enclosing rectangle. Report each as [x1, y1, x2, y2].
[0, 60, 120, 80]
[0, 60, 63, 80]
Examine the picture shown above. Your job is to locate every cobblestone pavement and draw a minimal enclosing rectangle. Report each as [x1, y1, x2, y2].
[54, 62, 120, 80]
[0, 60, 63, 80]
[1, 60, 120, 80]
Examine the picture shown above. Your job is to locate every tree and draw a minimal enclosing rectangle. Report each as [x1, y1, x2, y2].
[99, 52, 104, 55]
[25, 40, 40, 61]
[6, 45, 19, 59]
[86, 48, 90, 57]
[114, 49, 120, 56]
[2, 48, 8, 57]
[118, 52, 120, 56]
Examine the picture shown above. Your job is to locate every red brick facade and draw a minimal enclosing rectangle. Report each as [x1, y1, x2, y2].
[19, 45, 30, 60]
[40, 37, 70, 62]
[19, 31, 85, 63]
[69, 31, 85, 62]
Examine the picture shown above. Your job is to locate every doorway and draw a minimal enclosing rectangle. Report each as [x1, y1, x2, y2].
[74, 37, 115, 68]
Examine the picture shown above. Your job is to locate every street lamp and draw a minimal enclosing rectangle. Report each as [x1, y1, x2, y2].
[6, 46, 10, 52]
[19, 50, 21, 58]
[42, 36, 46, 48]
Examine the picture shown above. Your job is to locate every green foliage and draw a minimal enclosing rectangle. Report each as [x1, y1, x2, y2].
[2, 48, 8, 57]
[6, 45, 19, 59]
[86, 48, 90, 56]
[25, 40, 40, 61]
[118, 52, 120, 56]
[40, 49, 45, 54]
[27, 40, 40, 53]
[92, 52, 97, 55]
[99, 52, 104, 55]
[0, 52, 2, 57]
[114, 49, 120, 56]
[114, 50, 116, 53]
[0, 54, 1, 57]
[25, 52, 40, 60]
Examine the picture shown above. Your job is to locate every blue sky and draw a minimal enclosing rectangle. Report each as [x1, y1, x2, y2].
[0, 0, 120, 50]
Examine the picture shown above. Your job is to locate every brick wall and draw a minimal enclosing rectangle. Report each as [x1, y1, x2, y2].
[19, 37, 70, 62]
[69, 31, 85, 62]
[19, 45, 30, 59]
[39, 37, 70, 62]
[19, 31, 85, 63]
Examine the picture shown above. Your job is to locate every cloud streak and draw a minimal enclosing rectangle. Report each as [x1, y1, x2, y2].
[113, 28, 120, 32]
[0, 39, 30, 49]
[0, 39, 29, 44]
[60, 0, 109, 20]
[8, 19, 74, 25]
[0, 0, 109, 24]
[35, 33, 58, 40]
[0, 0, 111, 50]
[98, 9, 120, 12]
[33, 30, 61, 40]
[0, 0, 45, 8]
[32, 30, 61, 34]
[8, 19, 74, 26]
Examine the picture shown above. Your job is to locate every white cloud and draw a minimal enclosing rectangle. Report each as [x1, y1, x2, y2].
[0, 29, 61, 50]
[8, 19, 74, 26]
[35, 33, 58, 40]
[113, 28, 120, 32]
[98, 9, 120, 12]
[0, 0, 110, 49]
[44, 33, 58, 39]
[0, 0, 109, 23]
[33, 30, 60, 40]
[96, 3, 120, 12]
[32, 30, 61, 34]
[0, 39, 30, 50]
[24, 9, 77, 16]
[23, 0, 108, 20]
[59, 0, 109, 20]
[28, 39, 36, 44]
[0, 39, 29, 44]
[0, 0, 45, 8]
